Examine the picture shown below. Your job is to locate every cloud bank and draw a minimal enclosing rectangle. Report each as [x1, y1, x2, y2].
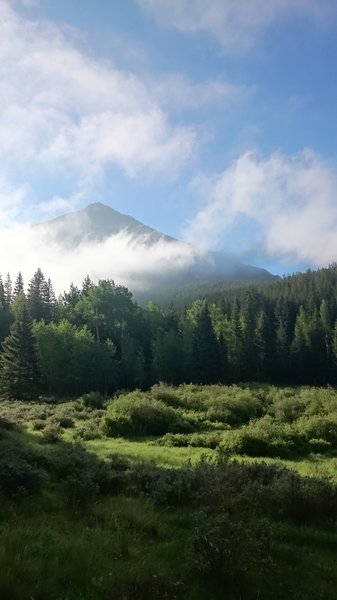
[0, 223, 206, 295]
[0, 0, 197, 183]
[139, 0, 336, 51]
[0, 0, 248, 223]
[184, 150, 337, 268]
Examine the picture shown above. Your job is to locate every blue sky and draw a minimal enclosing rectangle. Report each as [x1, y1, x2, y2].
[1, 0, 337, 284]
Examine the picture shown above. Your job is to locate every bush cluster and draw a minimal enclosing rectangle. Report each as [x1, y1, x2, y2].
[104, 391, 192, 437]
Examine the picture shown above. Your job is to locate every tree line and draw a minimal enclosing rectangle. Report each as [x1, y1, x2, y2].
[2, 265, 337, 399]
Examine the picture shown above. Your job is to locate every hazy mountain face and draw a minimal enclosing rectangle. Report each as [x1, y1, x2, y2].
[35, 203, 274, 291]
[42, 203, 175, 247]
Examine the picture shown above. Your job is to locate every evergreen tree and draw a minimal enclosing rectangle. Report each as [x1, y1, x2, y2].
[152, 328, 184, 385]
[275, 321, 289, 383]
[218, 333, 229, 383]
[192, 303, 220, 384]
[0, 275, 5, 308]
[82, 275, 93, 295]
[230, 297, 244, 381]
[319, 299, 333, 380]
[240, 289, 261, 380]
[4, 272, 12, 308]
[254, 309, 273, 381]
[27, 268, 53, 321]
[42, 277, 56, 322]
[0, 294, 40, 400]
[13, 272, 24, 298]
[291, 306, 310, 383]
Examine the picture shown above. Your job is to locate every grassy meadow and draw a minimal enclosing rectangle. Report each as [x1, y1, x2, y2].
[1, 384, 337, 598]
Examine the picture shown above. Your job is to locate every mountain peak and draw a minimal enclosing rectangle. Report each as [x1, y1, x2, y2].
[39, 202, 174, 246]
[37, 202, 275, 288]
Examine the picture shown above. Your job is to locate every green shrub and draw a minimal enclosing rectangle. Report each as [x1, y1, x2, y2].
[191, 510, 271, 581]
[219, 428, 296, 459]
[32, 419, 46, 431]
[0, 416, 17, 431]
[46, 442, 124, 506]
[80, 391, 105, 409]
[0, 456, 41, 496]
[41, 424, 61, 444]
[52, 415, 74, 428]
[150, 383, 183, 408]
[219, 415, 309, 458]
[256, 468, 337, 524]
[308, 438, 332, 453]
[74, 422, 103, 441]
[157, 431, 222, 449]
[205, 387, 264, 426]
[129, 461, 197, 507]
[104, 391, 190, 437]
[297, 414, 337, 445]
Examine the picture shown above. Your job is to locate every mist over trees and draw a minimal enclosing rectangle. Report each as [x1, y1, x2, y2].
[2, 265, 337, 397]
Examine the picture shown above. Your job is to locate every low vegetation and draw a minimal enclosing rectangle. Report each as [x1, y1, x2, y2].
[1, 384, 337, 598]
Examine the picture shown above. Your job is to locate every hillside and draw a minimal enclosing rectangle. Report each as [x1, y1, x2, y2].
[37, 203, 275, 290]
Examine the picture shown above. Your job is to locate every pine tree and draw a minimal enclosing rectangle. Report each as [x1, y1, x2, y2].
[291, 306, 310, 383]
[27, 268, 50, 321]
[13, 272, 25, 298]
[230, 297, 244, 381]
[153, 328, 184, 385]
[275, 321, 289, 383]
[0, 294, 40, 400]
[82, 275, 93, 295]
[192, 303, 220, 384]
[4, 273, 12, 308]
[254, 309, 274, 381]
[41, 277, 56, 322]
[0, 275, 5, 309]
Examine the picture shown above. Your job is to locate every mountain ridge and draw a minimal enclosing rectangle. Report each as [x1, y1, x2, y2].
[37, 202, 275, 289]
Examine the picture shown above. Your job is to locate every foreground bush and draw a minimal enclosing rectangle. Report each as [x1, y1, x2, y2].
[0, 455, 41, 496]
[104, 391, 192, 437]
[191, 510, 271, 581]
[46, 442, 127, 506]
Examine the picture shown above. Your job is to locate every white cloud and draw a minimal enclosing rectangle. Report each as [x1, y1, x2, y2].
[0, 0, 196, 183]
[183, 150, 337, 268]
[150, 75, 249, 111]
[0, 224, 206, 294]
[139, 0, 336, 50]
[0, 175, 28, 225]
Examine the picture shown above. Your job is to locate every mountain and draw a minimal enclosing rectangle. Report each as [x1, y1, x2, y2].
[38, 202, 175, 247]
[37, 202, 275, 291]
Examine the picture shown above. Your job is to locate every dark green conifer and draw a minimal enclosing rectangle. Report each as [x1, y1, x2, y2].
[4, 272, 12, 308]
[0, 275, 5, 309]
[192, 303, 220, 384]
[0, 294, 40, 400]
[82, 275, 93, 295]
[27, 268, 54, 321]
[13, 272, 25, 298]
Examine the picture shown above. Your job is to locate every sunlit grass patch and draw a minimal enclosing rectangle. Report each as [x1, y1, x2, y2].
[86, 436, 214, 466]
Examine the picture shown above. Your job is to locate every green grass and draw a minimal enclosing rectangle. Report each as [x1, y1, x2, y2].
[2, 386, 337, 599]
[86, 437, 214, 466]
[0, 494, 193, 600]
[235, 453, 337, 482]
[1, 493, 337, 599]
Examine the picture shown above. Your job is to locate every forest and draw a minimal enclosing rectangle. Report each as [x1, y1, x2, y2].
[1, 266, 337, 599]
[2, 264, 337, 399]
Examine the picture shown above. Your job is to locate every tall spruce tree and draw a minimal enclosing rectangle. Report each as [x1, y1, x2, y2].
[0, 275, 5, 308]
[0, 294, 40, 400]
[4, 273, 12, 308]
[82, 275, 93, 295]
[27, 268, 52, 321]
[192, 303, 220, 384]
[13, 272, 25, 298]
